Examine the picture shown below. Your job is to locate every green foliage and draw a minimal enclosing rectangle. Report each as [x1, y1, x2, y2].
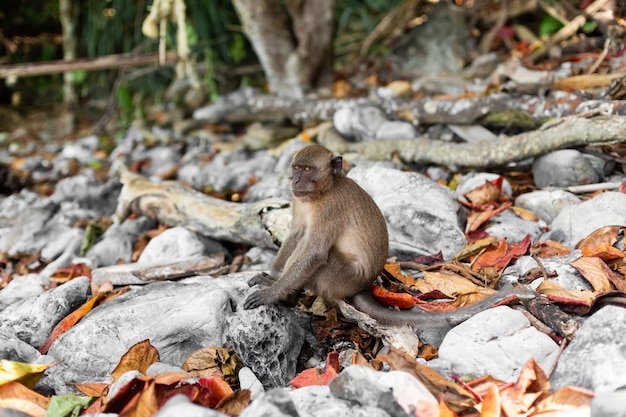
[539, 15, 563, 38]
[116, 83, 133, 128]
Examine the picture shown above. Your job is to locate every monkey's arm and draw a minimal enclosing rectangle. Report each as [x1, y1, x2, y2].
[244, 233, 329, 309]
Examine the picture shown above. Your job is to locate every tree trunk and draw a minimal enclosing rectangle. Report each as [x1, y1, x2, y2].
[232, 0, 334, 95]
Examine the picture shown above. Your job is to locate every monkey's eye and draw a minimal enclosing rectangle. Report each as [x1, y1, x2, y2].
[303, 166, 311, 172]
[293, 165, 300, 171]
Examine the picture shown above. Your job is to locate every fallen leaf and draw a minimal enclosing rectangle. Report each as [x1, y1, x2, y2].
[570, 256, 614, 293]
[384, 263, 417, 285]
[46, 394, 94, 417]
[478, 383, 501, 417]
[581, 242, 625, 261]
[0, 360, 56, 389]
[183, 346, 241, 379]
[216, 389, 252, 416]
[530, 240, 571, 258]
[39, 293, 107, 354]
[576, 225, 622, 251]
[411, 251, 444, 265]
[464, 180, 502, 205]
[198, 376, 234, 407]
[416, 271, 497, 309]
[473, 235, 530, 272]
[289, 351, 339, 388]
[535, 280, 596, 307]
[500, 358, 550, 416]
[465, 202, 512, 233]
[454, 236, 499, 261]
[510, 206, 540, 221]
[74, 382, 109, 397]
[472, 239, 507, 272]
[111, 340, 160, 382]
[0, 381, 49, 417]
[371, 285, 416, 309]
[531, 386, 594, 414]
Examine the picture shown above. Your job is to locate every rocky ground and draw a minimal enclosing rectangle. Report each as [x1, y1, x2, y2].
[2, 94, 626, 415]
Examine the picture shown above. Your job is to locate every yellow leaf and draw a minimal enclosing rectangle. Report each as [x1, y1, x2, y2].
[0, 360, 55, 389]
[111, 340, 160, 382]
[0, 381, 49, 417]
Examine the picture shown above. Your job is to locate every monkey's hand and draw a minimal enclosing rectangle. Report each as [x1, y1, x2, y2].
[244, 288, 273, 309]
[247, 272, 276, 287]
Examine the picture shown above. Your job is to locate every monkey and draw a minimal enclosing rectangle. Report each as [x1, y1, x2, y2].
[244, 144, 534, 345]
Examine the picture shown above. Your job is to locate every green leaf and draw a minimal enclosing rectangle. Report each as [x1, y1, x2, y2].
[582, 21, 598, 34]
[44, 395, 93, 417]
[539, 16, 563, 38]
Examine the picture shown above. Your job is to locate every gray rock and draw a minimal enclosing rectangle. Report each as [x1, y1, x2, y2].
[532, 149, 601, 188]
[290, 385, 392, 417]
[155, 394, 228, 417]
[40, 225, 84, 262]
[0, 189, 41, 221]
[431, 306, 559, 382]
[47, 276, 248, 392]
[485, 209, 544, 243]
[551, 306, 626, 392]
[0, 276, 91, 348]
[0, 330, 42, 362]
[543, 192, 626, 248]
[178, 149, 277, 192]
[0, 200, 58, 254]
[501, 252, 593, 291]
[514, 190, 581, 223]
[244, 173, 291, 203]
[39, 230, 85, 279]
[240, 388, 299, 417]
[329, 365, 437, 417]
[0, 274, 47, 309]
[51, 175, 121, 216]
[334, 105, 388, 142]
[226, 303, 306, 388]
[591, 390, 626, 417]
[239, 367, 265, 401]
[241, 247, 277, 272]
[138, 226, 226, 264]
[85, 217, 157, 267]
[348, 165, 466, 259]
[134, 145, 182, 179]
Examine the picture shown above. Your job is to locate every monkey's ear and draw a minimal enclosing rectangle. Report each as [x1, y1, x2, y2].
[331, 156, 343, 175]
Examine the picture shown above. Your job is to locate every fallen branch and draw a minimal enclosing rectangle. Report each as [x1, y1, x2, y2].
[318, 114, 626, 169]
[115, 167, 291, 249]
[0, 52, 177, 79]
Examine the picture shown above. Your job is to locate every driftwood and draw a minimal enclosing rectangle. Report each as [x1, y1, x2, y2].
[229, 91, 626, 126]
[318, 114, 626, 169]
[115, 168, 291, 249]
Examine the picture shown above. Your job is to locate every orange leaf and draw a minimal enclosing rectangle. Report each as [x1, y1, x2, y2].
[371, 285, 416, 309]
[384, 263, 417, 285]
[216, 389, 252, 415]
[500, 358, 550, 416]
[415, 271, 497, 309]
[581, 242, 625, 261]
[111, 340, 160, 382]
[479, 383, 502, 417]
[289, 352, 339, 388]
[531, 386, 594, 414]
[39, 293, 106, 354]
[464, 180, 502, 205]
[472, 239, 507, 271]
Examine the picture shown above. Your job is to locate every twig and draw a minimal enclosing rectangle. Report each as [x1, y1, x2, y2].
[531, 253, 550, 281]
[545, 181, 623, 194]
[587, 38, 611, 74]
[548, 338, 569, 378]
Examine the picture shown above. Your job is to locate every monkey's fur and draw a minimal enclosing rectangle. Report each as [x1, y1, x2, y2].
[244, 145, 533, 344]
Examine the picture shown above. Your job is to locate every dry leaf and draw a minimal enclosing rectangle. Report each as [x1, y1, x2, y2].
[289, 352, 339, 388]
[39, 293, 107, 354]
[570, 256, 614, 293]
[500, 358, 550, 416]
[531, 386, 594, 414]
[183, 346, 241, 379]
[454, 236, 498, 261]
[216, 389, 252, 416]
[384, 263, 417, 285]
[581, 242, 625, 261]
[0, 381, 49, 417]
[576, 225, 622, 251]
[416, 271, 497, 308]
[371, 285, 416, 309]
[0, 360, 57, 389]
[530, 240, 572, 258]
[464, 181, 502, 205]
[510, 206, 540, 221]
[478, 383, 501, 417]
[465, 203, 512, 233]
[111, 340, 160, 382]
[535, 280, 596, 307]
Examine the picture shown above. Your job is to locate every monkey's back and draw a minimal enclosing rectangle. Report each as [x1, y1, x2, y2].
[315, 174, 389, 292]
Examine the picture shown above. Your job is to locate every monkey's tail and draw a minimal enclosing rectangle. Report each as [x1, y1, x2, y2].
[350, 286, 536, 329]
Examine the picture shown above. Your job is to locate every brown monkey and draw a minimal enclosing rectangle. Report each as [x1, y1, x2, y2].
[245, 144, 533, 344]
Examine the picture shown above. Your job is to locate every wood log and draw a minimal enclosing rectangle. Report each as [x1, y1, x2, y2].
[115, 168, 291, 249]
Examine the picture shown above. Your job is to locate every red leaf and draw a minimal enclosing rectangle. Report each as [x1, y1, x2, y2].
[197, 376, 234, 408]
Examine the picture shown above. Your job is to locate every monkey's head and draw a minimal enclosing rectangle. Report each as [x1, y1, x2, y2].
[290, 145, 343, 200]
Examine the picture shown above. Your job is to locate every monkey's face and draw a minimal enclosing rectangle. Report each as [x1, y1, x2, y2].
[290, 164, 317, 198]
